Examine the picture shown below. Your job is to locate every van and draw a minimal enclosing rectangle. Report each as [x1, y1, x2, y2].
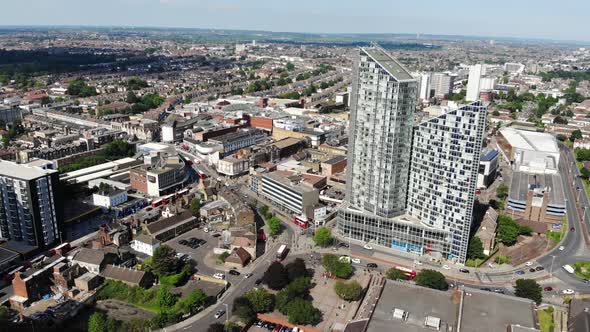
[563, 264, 575, 274]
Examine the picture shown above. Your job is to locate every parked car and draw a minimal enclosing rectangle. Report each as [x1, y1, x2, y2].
[363, 244, 373, 250]
[229, 269, 240, 276]
[214, 309, 225, 319]
[525, 261, 533, 267]
[459, 268, 469, 273]
[558, 246, 565, 251]
[562, 289, 575, 295]
[367, 263, 378, 268]
[529, 268, 536, 273]
[442, 265, 451, 270]
[544, 286, 553, 292]
[535, 266, 545, 271]
[244, 273, 253, 279]
[351, 258, 361, 264]
[255, 278, 263, 285]
[515, 270, 525, 275]
[492, 289, 505, 294]
[213, 273, 225, 279]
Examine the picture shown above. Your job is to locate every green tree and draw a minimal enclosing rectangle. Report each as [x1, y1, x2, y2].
[386, 268, 407, 280]
[576, 149, 590, 161]
[157, 287, 177, 308]
[286, 62, 295, 71]
[582, 167, 590, 180]
[40, 96, 52, 106]
[126, 90, 140, 103]
[233, 296, 256, 322]
[152, 245, 180, 276]
[244, 288, 275, 313]
[497, 215, 531, 246]
[334, 281, 363, 301]
[106, 317, 119, 332]
[514, 279, 542, 304]
[496, 183, 509, 200]
[190, 198, 201, 216]
[207, 323, 225, 332]
[263, 261, 290, 290]
[88, 312, 107, 332]
[267, 216, 281, 236]
[322, 253, 353, 279]
[415, 269, 448, 290]
[104, 139, 135, 158]
[285, 298, 322, 325]
[313, 227, 333, 247]
[570, 129, 583, 142]
[175, 289, 208, 314]
[467, 236, 485, 260]
[286, 258, 308, 282]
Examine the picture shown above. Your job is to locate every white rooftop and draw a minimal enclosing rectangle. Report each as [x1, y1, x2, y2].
[500, 127, 559, 153]
[0, 161, 57, 180]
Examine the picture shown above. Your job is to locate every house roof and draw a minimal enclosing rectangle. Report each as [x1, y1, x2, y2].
[134, 234, 160, 246]
[145, 211, 195, 235]
[102, 264, 148, 285]
[232, 237, 254, 248]
[72, 248, 106, 266]
[228, 247, 251, 264]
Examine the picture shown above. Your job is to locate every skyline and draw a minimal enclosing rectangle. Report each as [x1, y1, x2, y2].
[2, 0, 589, 42]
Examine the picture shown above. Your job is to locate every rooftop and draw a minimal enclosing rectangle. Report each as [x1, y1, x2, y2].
[362, 46, 414, 81]
[509, 171, 566, 206]
[0, 160, 57, 180]
[500, 127, 559, 154]
[102, 264, 148, 285]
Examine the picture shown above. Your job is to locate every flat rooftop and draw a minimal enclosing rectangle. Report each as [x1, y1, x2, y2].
[362, 47, 414, 81]
[500, 127, 559, 153]
[0, 160, 56, 180]
[509, 171, 566, 206]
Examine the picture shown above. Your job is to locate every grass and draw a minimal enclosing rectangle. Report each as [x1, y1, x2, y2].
[547, 217, 567, 244]
[574, 261, 590, 279]
[575, 161, 590, 199]
[538, 308, 554, 332]
[465, 259, 485, 268]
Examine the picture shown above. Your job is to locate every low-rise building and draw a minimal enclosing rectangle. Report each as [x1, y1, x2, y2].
[101, 264, 153, 288]
[70, 248, 118, 274]
[144, 211, 197, 242]
[321, 155, 347, 176]
[217, 156, 249, 176]
[130, 234, 161, 257]
[478, 148, 499, 188]
[112, 118, 159, 141]
[475, 207, 498, 255]
[92, 186, 128, 208]
[507, 172, 566, 224]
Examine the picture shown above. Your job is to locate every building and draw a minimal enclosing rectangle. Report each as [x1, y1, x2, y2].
[0, 161, 63, 250]
[507, 172, 566, 224]
[130, 234, 161, 257]
[70, 248, 118, 274]
[418, 73, 430, 100]
[260, 171, 321, 219]
[74, 272, 103, 292]
[569, 298, 590, 332]
[498, 128, 560, 174]
[364, 280, 538, 332]
[101, 264, 153, 288]
[475, 207, 498, 255]
[0, 105, 23, 124]
[217, 156, 249, 176]
[208, 129, 265, 157]
[429, 72, 454, 98]
[321, 155, 347, 176]
[92, 186, 128, 208]
[111, 119, 159, 141]
[130, 156, 187, 197]
[466, 64, 483, 102]
[478, 148, 500, 188]
[144, 211, 197, 242]
[337, 46, 487, 263]
[405, 103, 487, 262]
[224, 247, 252, 268]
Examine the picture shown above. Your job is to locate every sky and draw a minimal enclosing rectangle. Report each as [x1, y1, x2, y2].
[3, 0, 589, 42]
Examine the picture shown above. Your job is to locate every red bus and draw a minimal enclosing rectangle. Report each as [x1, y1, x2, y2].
[293, 215, 309, 229]
[394, 266, 417, 279]
[151, 198, 165, 208]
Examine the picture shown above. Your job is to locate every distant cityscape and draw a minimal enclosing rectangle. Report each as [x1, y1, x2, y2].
[0, 25, 589, 332]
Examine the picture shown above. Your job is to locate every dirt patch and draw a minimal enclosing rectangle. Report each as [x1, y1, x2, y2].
[95, 299, 156, 322]
[497, 234, 549, 266]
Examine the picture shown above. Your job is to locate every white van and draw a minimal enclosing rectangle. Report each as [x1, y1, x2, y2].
[563, 264, 575, 274]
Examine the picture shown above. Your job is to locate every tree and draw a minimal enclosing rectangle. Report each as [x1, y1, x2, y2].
[496, 184, 509, 200]
[571, 129, 583, 142]
[285, 298, 322, 325]
[415, 269, 448, 290]
[175, 289, 208, 314]
[104, 140, 135, 158]
[88, 312, 107, 332]
[313, 227, 333, 247]
[576, 148, 590, 161]
[334, 281, 363, 301]
[267, 216, 281, 236]
[467, 236, 486, 260]
[244, 288, 275, 313]
[286, 62, 295, 71]
[322, 253, 353, 279]
[553, 116, 568, 125]
[263, 261, 290, 290]
[190, 198, 201, 216]
[40, 96, 52, 106]
[233, 296, 256, 322]
[106, 317, 119, 332]
[157, 287, 177, 308]
[582, 167, 590, 180]
[286, 258, 308, 282]
[152, 245, 180, 276]
[497, 215, 531, 246]
[386, 268, 406, 280]
[514, 279, 542, 304]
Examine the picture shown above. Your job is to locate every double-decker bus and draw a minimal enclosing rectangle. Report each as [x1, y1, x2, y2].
[293, 215, 309, 229]
[276, 245, 288, 261]
[394, 266, 417, 279]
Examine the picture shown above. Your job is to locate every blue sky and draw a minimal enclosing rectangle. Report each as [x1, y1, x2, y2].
[3, 0, 589, 41]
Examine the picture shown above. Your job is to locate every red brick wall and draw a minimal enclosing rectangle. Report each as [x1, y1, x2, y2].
[130, 169, 147, 194]
[249, 116, 273, 131]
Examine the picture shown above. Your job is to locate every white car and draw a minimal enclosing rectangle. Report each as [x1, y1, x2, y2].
[213, 273, 225, 279]
[363, 244, 373, 250]
[442, 265, 451, 270]
[244, 273, 253, 279]
[204, 228, 209, 233]
[413, 260, 423, 266]
[525, 261, 533, 267]
[562, 289, 575, 295]
[351, 258, 361, 264]
[559, 246, 565, 251]
[214, 309, 225, 319]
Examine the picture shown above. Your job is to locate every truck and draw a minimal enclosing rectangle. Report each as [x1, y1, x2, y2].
[563, 264, 575, 274]
[276, 245, 288, 260]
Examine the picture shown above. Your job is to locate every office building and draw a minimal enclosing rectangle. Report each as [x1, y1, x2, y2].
[0, 161, 63, 249]
[419, 73, 431, 101]
[478, 148, 500, 188]
[466, 64, 483, 101]
[338, 46, 487, 263]
[498, 128, 560, 174]
[406, 102, 487, 261]
[259, 171, 323, 219]
[430, 72, 454, 98]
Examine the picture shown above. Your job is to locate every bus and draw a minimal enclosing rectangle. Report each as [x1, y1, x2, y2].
[293, 215, 309, 229]
[394, 266, 417, 279]
[276, 245, 288, 261]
